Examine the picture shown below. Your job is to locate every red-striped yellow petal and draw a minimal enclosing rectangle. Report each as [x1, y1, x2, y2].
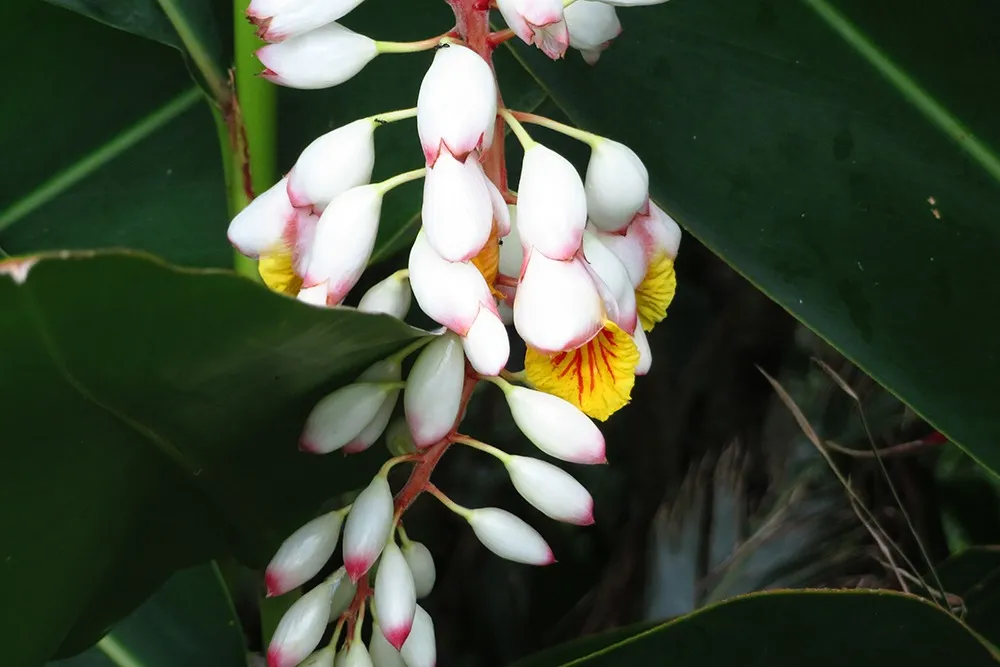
[636, 253, 676, 332]
[524, 320, 639, 421]
[259, 247, 303, 296]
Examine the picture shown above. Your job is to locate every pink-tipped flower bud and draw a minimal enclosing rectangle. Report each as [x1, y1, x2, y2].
[590, 222, 647, 288]
[503, 385, 606, 464]
[342, 475, 394, 581]
[417, 43, 497, 165]
[506, 456, 594, 525]
[400, 605, 437, 667]
[461, 305, 510, 377]
[336, 642, 374, 667]
[357, 271, 411, 320]
[267, 577, 338, 667]
[421, 149, 493, 261]
[257, 23, 377, 89]
[467, 508, 555, 565]
[343, 360, 402, 454]
[265, 510, 344, 596]
[373, 541, 417, 649]
[302, 184, 383, 305]
[497, 0, 569, 60]
[633, 325, 652, 376]
[516, 145, 587, 261]
[227, 177, 298, 258]
[247, 0, 366, 43]
[582, 230, 637, 334]
[636, 202, 682, 260]
[404, 333, 464, 447]
[564, 0, 621, 65]
[513, 250, 604, 353]
[408, 230, 495, 335]
[370, 622, 407, 667]
[301, 380, 397, 454]
[287, 119, 375, 212]
[585, 139, 649, 233]
[402, 541, 436, 599]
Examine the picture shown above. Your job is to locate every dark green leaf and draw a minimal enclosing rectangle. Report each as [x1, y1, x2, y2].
[515, 591, 999, 667]
[935, 548, 1000, 649]
[0, 251, 425, 665]
[49, 563, 246, 667]
[505, 0, 1000, 473]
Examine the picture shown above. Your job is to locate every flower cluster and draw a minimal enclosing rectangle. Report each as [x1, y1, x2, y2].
[228, 0, 679, 664]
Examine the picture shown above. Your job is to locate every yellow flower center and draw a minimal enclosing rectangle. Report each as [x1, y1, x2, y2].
[524, 319, 639, 421]
[258, 247, 303, 296]
[636, 253, 677, 332]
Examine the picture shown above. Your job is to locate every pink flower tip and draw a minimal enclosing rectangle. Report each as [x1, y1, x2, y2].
[345, 557, 370, 583]
[267, 647, 289, 667]
[542, 549, 557, 566]
[383, 622, 413, 650]
[264, 570, 284, 597]
[298, 437, 320, 454]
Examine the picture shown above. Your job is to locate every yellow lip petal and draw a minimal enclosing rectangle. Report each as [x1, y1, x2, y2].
[636, 253, 677, 332]
[258, 246, 303, 296]
[524, 320, 639, 421]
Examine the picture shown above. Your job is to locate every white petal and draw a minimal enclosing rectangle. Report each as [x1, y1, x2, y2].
[267, 578, 337, 667]
[467, 508, 554, 565]
[516, 145, 587, 260]
[298, 283, 329, 306]
[637, 202, 682, 259]
[421, 150, 492, 261]
[506, 456, 594, 525]
[564, 0, 621, 52]
[513, 250, 603, 353]
[301, 383, 393, 454]
[303, 184, 383, 304]
[385, 417, 418, 456]
[343, 389, 399, 454]
[462, 306, 509, 376]
[585, 139, 649, 232]
[498, 207, 523, 279]
[590, 222, 647, 288]
[266, 511, 343, 596]
[402, 542, 436, 599]
[300, 647, 336, 667]
[248, 0, 367, 43]
[342, 476, 394, 581]
[337, 642, 375, 667]
[329, 567, 356, 618]
[399, 605, 436, 667]
[358, 272, 412, 319]
[633, 324, 652, 375]
[497, 0, 569, 59]
[504, 385, 606, 463]
[598, 0, 668, 5]
[228, 177, 297, 257]
[287, 119, 376, 211]
[404, 333, 465, 447]
[374, 541, 417, 649]
[408, 230, 494, 335]
[258, 23, 378, 89]
[582, 230, 637, 333]
[370, 623, 407, 667]
[417, 43, 497, 165]
[486, 177, 511, 237]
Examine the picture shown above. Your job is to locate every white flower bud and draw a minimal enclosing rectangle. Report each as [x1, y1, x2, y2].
[516, 145, 587, 261]
[247, 0, 366, 42]
[402, 542, 436, 599]
[564, 0, 621, 65]
[369, 622, 407, 667]
[329, 567, 356, 619]
[357, 272, 412, 320]
[343, 476, 394, 581]
[497, 0, 569, 59]
[504, 385, 606, 464]
[633, 325, 651, 375]
[513, 250, 603, 353]
[302, 184, 383, 305]
[599, 0, 669, 5]
[461, 306, 510, 377]
[342, 360, 401, 454]
[421, 150, 493, 261]
[287, 119, 376, 212]
[487, 177, 512, 237]
[506, 456, 594, 525]
[408, 231, 496, 335]
[417, 43, 497, 165]
[467, 508, 554, 565]
[265, 511, 344, 596]
[336, 642, 374, 667]
[257, 23, 377, 90]
[227, 177, 297, 257]
[373, 541, 417, 649]
[385, 418, 417, 456]
[590, 223, 647, 288]
[400, 606, 436, 667]
[636, 202, 682, 259]
[404, 333, 465, 447]
[299, 646, 336, 667]
[267, 577, 337, 667]
[585, 140, 649, 232]
[301, 382, 397, 454]
[498, 206, 523, 279]
[582, 230, 637, 334]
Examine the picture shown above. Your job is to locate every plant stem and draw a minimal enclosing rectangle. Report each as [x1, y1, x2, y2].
[371, 108, 419, 125]
[375, 33, 452, 53]
[426, 483, 472, 519]
[510, 110, 599, 147]
[453, 435, 510, 462]
[498, 109, 537, 150]
[377, 168, 428, 194]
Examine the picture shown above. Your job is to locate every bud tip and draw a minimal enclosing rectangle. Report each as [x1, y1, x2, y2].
[382, 622, 413, 651]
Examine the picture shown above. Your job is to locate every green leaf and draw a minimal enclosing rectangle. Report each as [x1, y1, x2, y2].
[0, 251, 425, 665]
[935, 548, 1000, 649]
[48, 563, 246, 667]
[514, 591, 1000, 667]
[504, 0, 1000, 473]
